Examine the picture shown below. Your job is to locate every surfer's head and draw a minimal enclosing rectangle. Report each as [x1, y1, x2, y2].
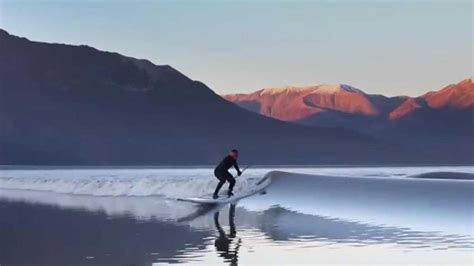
[229, 149, 239, 159]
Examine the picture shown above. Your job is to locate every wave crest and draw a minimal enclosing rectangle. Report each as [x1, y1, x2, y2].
[0, 171, 268, 198]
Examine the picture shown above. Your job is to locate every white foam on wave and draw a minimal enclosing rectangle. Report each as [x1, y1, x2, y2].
[0, 168, 267, 198]
[0, 166, 472, 198]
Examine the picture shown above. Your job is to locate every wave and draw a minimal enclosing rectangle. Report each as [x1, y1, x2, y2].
[0, 169, 268, 198]
[0, 168, 472, 199]
[254, 171, 474, 236]
[0, 169, 473, 237]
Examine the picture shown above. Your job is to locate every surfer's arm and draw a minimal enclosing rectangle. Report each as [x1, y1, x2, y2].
[234, 161, 242, 176]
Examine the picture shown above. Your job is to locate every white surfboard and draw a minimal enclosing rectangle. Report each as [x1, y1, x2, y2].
[177, 176, 270, 205]
[178, 193, 249, 205]
[178, 195, 240, 205]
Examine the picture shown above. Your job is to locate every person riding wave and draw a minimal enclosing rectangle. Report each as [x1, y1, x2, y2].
[213, 149, 241, 199]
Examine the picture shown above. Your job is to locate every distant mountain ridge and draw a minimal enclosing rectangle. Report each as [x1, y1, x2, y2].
[0, 29, 427, 165]
[389, 78, 473, 120]
[225, 78, 473, 121]
[225, 84, 381, 121]
[224, 78, 474, 160]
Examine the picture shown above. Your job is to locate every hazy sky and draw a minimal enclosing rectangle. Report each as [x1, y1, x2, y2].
[0, 0, 472, 96]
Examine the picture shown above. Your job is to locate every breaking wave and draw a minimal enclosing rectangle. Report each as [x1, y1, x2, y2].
[0, 169, 270, 198]
[0, 168, 472, 236]
[0, 167, 472, 199]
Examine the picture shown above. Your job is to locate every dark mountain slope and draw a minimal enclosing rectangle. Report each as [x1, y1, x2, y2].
[0, 29, 425, 165]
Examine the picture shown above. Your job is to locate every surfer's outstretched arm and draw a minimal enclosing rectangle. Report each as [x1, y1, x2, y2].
[233, 161, 242, 176]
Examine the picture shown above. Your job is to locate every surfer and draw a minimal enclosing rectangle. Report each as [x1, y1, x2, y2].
[213, 149, 242, 199]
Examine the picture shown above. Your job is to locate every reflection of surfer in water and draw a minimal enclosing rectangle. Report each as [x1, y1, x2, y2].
[214, 204, 241, 266]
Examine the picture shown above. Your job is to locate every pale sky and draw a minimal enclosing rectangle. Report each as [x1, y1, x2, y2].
[0, 0, 472, 96]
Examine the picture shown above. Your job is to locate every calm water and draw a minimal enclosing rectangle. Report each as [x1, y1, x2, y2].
[0, 166, 473, 265]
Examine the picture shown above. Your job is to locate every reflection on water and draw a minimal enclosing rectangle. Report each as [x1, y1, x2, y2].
[213, 204, 240, 266]
[255, 206, 474, 249]
[0, 196, 473, 265]
[0, 200, 211, 266]
[1, 167, 473, 265]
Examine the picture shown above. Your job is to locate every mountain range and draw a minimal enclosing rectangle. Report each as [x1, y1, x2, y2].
[0, 29, 428, 165]
[224, 78, 474, 161]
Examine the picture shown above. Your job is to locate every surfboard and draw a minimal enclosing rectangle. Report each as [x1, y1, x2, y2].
[177, 172, 271, 205]
[177, 177, 270, 205]
[177, 195, 243, 205]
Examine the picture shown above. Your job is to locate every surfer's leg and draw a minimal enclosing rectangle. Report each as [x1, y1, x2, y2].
[225, 172, 236, 195]
[214, 172, 226, 198]
[213, 180, 225, 198]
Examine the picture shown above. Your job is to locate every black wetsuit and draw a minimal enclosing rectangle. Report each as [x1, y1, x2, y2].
[214, 155, 241, 197]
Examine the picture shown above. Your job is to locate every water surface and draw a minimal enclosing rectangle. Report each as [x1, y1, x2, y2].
[0, 166, 473, 265]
